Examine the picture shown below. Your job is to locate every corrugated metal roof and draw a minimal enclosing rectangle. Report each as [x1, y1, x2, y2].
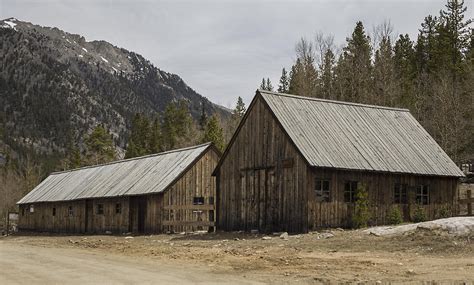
[18, 143, 213, 204]
[259, 90, 464, 177]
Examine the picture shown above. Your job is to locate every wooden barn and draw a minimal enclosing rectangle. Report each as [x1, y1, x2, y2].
[17, 143, 220, 234]
[214, 90, 464, 233]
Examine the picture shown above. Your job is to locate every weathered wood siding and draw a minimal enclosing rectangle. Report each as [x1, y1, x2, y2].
[18, 201, 86, 233]
[308, 168, 459, 228]
[87, 198, 130, 233]
[162, 149, 219, 233]
[215, 94, 459, 233]
[216, 96, 309, 233]
[18, 147, 219, 234]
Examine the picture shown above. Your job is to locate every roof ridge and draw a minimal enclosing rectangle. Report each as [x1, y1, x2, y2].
[50, 142, 212, 175]
[257, 89, 410, 112]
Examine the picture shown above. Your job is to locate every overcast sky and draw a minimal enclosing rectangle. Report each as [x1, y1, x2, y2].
[2, 0, 472, 107]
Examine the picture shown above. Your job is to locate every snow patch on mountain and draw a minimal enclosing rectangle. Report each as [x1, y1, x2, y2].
[1, 20, 17, 30]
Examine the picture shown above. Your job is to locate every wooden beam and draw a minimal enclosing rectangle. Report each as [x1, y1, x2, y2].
[163, 205, 214, 210]
[162, 221, 215, 226]
[459, 189, 473, 216]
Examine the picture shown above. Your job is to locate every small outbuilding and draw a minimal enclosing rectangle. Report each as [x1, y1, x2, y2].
[213, 90, 464, 233]
[18, 143, 220, 234]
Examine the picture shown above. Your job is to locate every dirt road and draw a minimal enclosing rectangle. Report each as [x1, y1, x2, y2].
[0, 241, 260, 285]
[1, 228, 473, 284]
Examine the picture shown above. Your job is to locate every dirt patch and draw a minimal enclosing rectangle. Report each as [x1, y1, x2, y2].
[3, 228, 474, 283]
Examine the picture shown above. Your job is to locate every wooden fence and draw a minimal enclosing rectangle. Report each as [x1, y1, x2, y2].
[459, 184, 474, 216]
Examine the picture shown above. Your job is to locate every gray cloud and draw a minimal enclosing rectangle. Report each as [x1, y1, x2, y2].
[2, 0, 470, 106]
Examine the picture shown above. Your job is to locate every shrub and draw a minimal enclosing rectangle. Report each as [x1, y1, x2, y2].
[412, 205, 426, 223]
[387, 206, 403, 225]
[437, 205, 451, 219]
[352, 183, 371, 228]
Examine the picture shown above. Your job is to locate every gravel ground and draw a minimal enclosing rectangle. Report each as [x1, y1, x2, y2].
[2, 225, 473, 284]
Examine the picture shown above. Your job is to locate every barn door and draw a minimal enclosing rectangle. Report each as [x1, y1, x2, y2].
[241, 168, 275, 233]
[137, 198, 147, 233]
[85, 199, 93, 233]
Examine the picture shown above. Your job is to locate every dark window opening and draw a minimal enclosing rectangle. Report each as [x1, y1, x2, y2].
[115, 203, 122, 214]
[344, 181, 358, 203]
[193, 197, 204, 205]
[394, 183, 408, 204]
[68, 206, 74, 217]
[209, 196, 215, 204]
[22, 208, 25, 216]
[315, 179, 330, 202]
[52, 208, 56, 216]
[96, 204, 104, 215]
[416, 185, 430, 205]
[209, 210, 215, 221]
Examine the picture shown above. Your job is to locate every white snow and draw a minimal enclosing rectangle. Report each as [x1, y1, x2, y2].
[364, 217, 474, 237]
[78, 55, 84, 58]
[100, 56, 109, 63]
[66, 39, 71, 43]
[82, 47, 88, 52]
[2, 20, 17, 30]
[112, 67, 118, 72]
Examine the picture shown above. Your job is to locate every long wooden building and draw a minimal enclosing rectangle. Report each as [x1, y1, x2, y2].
[18, 143, 220, 234]
[214, 90, 464, 233]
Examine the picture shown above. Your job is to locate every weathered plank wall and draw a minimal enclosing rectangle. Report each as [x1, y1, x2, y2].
[163, 149, 219, 233]
[217, 95, 309, 233]
[87, 198, 130, 233]
[308, 168, 459, 228]
[18, 198, 130, 233]
[18, 201, 86, 233]
[18, 146, 219, 234]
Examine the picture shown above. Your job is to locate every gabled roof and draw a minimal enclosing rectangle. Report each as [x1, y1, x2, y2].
[18, 143, 215, 204]
[215, 90, 464, 177]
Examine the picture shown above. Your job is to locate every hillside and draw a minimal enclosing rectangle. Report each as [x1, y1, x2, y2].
[0, 18, 229, 160]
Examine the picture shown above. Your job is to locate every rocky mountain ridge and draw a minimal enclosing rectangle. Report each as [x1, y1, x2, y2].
[0, 18, 229, 160]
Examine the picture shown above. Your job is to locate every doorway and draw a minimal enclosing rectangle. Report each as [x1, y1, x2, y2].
[85, 199, 93, 233]
[130, 197, 147, 233]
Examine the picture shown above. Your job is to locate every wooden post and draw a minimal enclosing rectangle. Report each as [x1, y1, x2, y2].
[459, 189, 473, 216]
[6, 212, 9, 236]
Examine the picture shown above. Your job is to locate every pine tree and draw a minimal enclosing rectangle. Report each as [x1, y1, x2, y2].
[373, 35, 397, 106]
[148, 118, 161, 154]
[199, 102, 208, 131]
[265, 78, 274, 91]
[227, 96, 246, 140]
[288, 58, 303, 95]
[234, 96, 246, 119]
[415, 15, 439, 73]
[259, 78, 266, 90]
[439, 0, 473, 73]
[319, 49, 335, 99]
[67, 146, 82, 169]
[125, 113, 151, 159]
[277, 68, 289, 93]
[63, 131, 82, 169]
[201, 115, 225, 152]
[336, 21, 373, 103]
[85, 125, 116, 164]
[259, 78, 274, 91]
[161, 101, 193, 151]
[394, 34, 416, 108]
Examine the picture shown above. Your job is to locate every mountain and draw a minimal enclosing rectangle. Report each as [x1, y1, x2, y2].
[0, 18, 229, 161]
